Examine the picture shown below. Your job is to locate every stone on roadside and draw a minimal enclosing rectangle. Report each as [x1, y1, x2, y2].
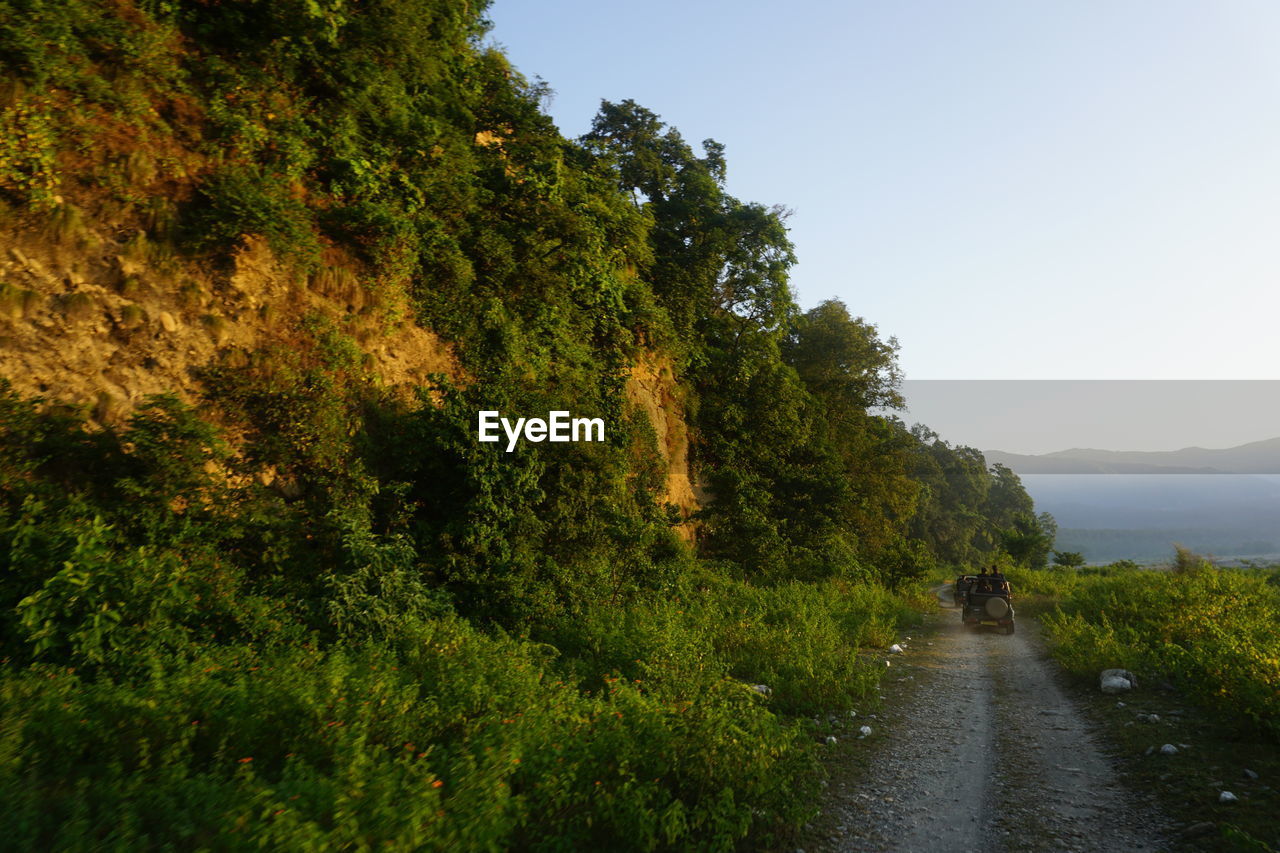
[1160, 744, 1178, 756]
[888, 644, 904, 654]
[1242, 768, 1258, 780]
[1100, 668, 1138, 694]
[825, 736, 837, 746]
[1218, 791, 1237, 803]
[859, 725, 872, 738]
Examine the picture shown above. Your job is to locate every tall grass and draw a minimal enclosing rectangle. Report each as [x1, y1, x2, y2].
[1033, 562, 1280, 739]
[0, 569, 916, 850]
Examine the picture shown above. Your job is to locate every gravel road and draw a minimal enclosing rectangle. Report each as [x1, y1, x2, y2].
[805, 587, 1170, 852]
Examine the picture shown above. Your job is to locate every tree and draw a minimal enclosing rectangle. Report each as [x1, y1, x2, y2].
[784, 300, 903, 413]
[984, 463, 1033, 529]
[1051, 550, 1086, 569]
[582, 99, 797, 343]
[1001, 511, 1055, 568]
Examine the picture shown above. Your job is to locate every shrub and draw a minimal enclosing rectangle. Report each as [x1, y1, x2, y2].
[1040, 564, 1280, 739]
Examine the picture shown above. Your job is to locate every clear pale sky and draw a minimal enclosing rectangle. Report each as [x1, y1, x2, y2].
[896, 380, 1280, 452]
[488, 0, 1280, 381]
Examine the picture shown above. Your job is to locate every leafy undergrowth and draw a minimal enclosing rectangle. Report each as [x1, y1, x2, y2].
[0, 578, 919, 851]
[0, 383, 920, 849]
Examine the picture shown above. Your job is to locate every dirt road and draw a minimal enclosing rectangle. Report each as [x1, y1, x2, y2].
[806, 587, 1169, 852]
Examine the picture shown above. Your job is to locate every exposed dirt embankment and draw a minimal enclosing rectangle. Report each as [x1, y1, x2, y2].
[1, 217, 701, 524]
[0, 222, 460, 425]
[624, 354, 700, 539]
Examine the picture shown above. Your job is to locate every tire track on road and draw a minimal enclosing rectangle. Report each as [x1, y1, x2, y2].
[807, 588, 1168, 852]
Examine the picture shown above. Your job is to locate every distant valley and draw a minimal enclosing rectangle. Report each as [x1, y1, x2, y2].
[983, 438, 1280, 562]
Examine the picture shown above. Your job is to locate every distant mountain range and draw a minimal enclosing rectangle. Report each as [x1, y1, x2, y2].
[984, 437, 1280, 474]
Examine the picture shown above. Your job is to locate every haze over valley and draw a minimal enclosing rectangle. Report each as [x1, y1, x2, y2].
[989, 438, 1280, 562]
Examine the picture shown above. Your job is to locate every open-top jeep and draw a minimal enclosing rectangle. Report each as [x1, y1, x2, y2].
[961, 578, 1015, 635]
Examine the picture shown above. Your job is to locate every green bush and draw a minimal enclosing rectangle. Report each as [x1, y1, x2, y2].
[186, 164, 319, 261]
[1039, 563, 1280, 739]
[0, 614, 822, 850]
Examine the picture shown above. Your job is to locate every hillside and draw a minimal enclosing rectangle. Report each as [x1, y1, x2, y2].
[0, 1, 1045, 848]
[985, 437, 1280, 474]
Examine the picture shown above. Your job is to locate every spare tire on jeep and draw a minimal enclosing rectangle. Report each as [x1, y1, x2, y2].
[984, 596, 1010, 618]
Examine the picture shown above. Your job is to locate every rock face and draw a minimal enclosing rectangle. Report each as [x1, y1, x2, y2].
[0, 234, 462, 428]
[623, 356, 699, 541]
[1100, 668, 1139, 694]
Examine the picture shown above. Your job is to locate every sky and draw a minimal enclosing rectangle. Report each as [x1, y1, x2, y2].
[895, 380, 1280, 453]
[487, 0, 1280, 382]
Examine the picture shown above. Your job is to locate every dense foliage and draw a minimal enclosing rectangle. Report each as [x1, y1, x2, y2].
[1011, 555, 1280, 740]
[0, 0, 1042, 847]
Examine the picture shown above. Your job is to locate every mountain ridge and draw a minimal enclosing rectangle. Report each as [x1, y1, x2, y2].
[985, 436, 1280, 474]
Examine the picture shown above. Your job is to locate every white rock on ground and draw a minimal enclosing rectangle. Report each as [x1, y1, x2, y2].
[825, 736, 838, 746]
[1100, 668, 1138, 694]
[750, 684, 771, 695]
[859, 725, 872, 738]
[889, 644, 904, 654]
[1219, 791, 1238, 803]
[1160, 744, 1178, 756]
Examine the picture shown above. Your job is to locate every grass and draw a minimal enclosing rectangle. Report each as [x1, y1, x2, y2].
[0, 574, 922, 851]
[1077, 684, 1279, 851]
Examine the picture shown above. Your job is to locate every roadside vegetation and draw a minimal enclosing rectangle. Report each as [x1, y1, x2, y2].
[1009, 552, 1280, 851]
[1008, 552, 1280, 740]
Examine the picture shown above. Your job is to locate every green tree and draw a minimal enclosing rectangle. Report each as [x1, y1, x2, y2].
[1001, 511, 1056, 568]
[1051, 550, 1086, 569]
[783, 302, 918, 559]
[785, 299, 902, 411]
